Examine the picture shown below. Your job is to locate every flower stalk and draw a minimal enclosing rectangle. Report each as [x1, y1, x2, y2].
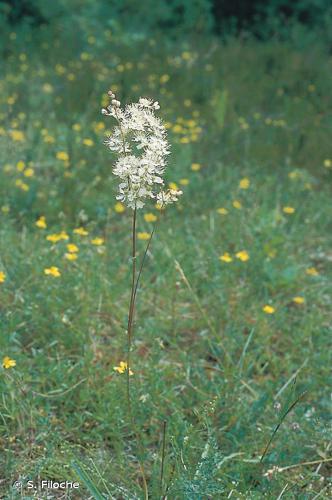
[102, 90, 182, 497]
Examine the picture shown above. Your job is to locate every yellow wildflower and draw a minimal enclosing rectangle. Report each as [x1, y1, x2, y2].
[65, 253, 78, 261]
[114, 202, 125, 213]
[191, 163, 201, 171]
[73, 227, 89, 236]
[232, 200, 242, 209]
[181, 51, 191, 60]
[235, 250, 249, 262]
[67, 243, 79, 253]
[15, 180, 29, 191]
[16, 161, 25, 171]
[219, 253, 233, 263]
[91, 238, 104, 245]
[283, 206, 295, 214]
[46, 231, 69, 243]
[239, 178, 250, 189]
[44, 266, 61, 277]
[323, 159, 331, 168]
[36, 216, 47, 229]
[24, 168, 34, 177]
[0, 271, 6, 283]
[2, 356, 16, 369]
[113, 361, 133, 375]
[168, 182, 178, 190]
[217, 207, 228, 215]
[160, 74, 170, 84]
[9, 130, 25, 141]
[263, 305, 275, 314]
[293, 296, 305, 304]
[144, 213, 157, 223]
[288, 170, 300, 179]
[179, 178, 189, 185]
[82, 138, 94, 146]
[306, 267, 319, 276]
[172, 124, 183, 134]
[56, 151, 69, 162]
[138, 232, 151, 241]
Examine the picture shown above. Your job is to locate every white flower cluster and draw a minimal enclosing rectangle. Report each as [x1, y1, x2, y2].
[102, 90, 182, 209]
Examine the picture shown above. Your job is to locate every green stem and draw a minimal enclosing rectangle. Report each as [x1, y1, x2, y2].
[126, 207, 149, 499]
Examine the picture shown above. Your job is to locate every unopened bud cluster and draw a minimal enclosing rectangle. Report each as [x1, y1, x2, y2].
[102, 90, 182, 209]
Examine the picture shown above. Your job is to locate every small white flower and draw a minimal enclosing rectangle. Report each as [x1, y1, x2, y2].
[102, 90, 181, 209]
[157, 188, 183, 207]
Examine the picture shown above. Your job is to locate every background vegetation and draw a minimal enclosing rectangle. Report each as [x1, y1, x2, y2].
[0, 1, 331, 498]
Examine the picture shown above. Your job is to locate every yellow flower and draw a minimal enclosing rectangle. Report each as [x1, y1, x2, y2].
[239, 178, 250, 189]
[113, 361, 133, 375]
[16, 160, 25, 171]
[138, 232, 151, 241]
[283, 206, 295, 214]
[306, 267, 319, 276]
[172, 124, 183, 134]
[263, 305, 275, 314]
[67, 243, 79, 253]
[73, 227, 89, 236]
[217, 207, 228, 215]
[288, 170, 300, 179]
[9, 130, 25, 141]
[232, 200, 242, 209]
[82, 138, 94, 146]
[44, 266, 61, 277]
[191, 163, 201, 171]
[168, 182, 178, 190]
[46, 231, 69, 243]
[24, 168, 34, 177]
[0, 271, 6, 283]
[36, 216, 47, 229]
[64, 253, 78, 261]
[56, 151, 69, 162]
[144, 213, 157, 223]
[179, 178, 189, 186]
[114, 202, 125, 213]
[91, 237, 104, 245]
[160, 74, 170, 84]
[293, 296, 305, 304]
[15, 180, 29, 191]
[72, 123, 81, 132]
[219, 253, 233, 263]
[236, 250, 249, 262]
[93, 122, 105, 132]
[323, 159, 331, 168]
[181, 51, 191, 60]
[2, 356, 16, 369]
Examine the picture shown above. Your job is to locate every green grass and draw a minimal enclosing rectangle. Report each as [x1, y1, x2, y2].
[0, 19, 331, 499]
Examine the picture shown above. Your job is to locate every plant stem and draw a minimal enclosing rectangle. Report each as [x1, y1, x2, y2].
[126, 207, 149, 499]
[160, 420, 167, 496]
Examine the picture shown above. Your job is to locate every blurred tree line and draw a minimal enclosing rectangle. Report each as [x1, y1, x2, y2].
[0, 0, 331, 38]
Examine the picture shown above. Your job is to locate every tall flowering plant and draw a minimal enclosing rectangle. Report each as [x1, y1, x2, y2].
[102, 90, 182, 497]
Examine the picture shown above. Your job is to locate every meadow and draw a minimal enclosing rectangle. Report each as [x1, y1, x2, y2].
[0, 12, 331, 499]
